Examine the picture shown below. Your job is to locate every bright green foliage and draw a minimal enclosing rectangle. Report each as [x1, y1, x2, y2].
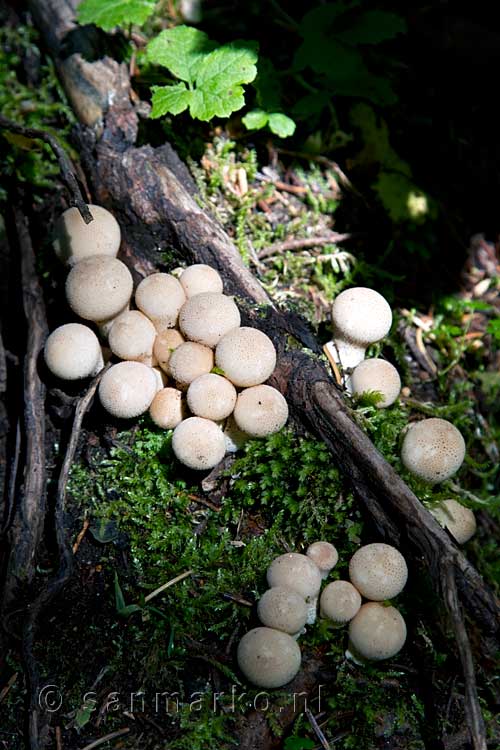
[242, 109, 296, 137]
[77, 0, 156, 31]
[242, 57, 297, 138]
[486, 318, 500, 341]
[147, 26, 258, 121]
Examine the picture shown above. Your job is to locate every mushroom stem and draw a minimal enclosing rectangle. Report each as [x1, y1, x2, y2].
[325, 338, 366, 370]
[306, 596, 318, 625]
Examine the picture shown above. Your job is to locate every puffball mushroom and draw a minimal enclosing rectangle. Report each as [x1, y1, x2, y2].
[187, 373, 237, 421]
[135, 273, 186, 332]
[108, 310, 157, 364]
[326, 287, 392, 369]
[306, 541, 339, 579]
[168, 341, 214, 388]
[349, 358, 401, 407]
[223, 415, 250, 453]
[233, 385, 289, 437]
[349, 543, 408, 601]
[179, 264, 224, 297]
[430, 499, 476, 544]
[65, 255, 133, 326]
[257, 587, 308, 636]
[53, 204, 121, 265]
[237, 627, 301, 688]
[99, 361, 157, 418]
[153, 329, 185, 373]
[267, 553, 322, 624]
[149, 387, 186, 429]
[172, 416, 226, 470]
[178, 292, 241, 348]
[44, 323, 104, 380]
[320, 581, 362, 624]
[348, 602, 407, 661]
[215, 327, 277, 387]
[401, 418, 466, 483]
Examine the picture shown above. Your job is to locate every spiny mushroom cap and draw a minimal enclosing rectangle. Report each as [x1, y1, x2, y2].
[401, 418, 466, 483]
[431, 499, 476, 544]
[149, 387, 185, 429]
[306, 541, 339, 575]
[153, 329, 185, 373]
[178, 292, 241, 348]
[267, 553, 322, 601]
[108, 310, 157, 363]
[172, 416, 226, 470]
[168, 341, 214, 388]
[187, 373, 237, 421]
[257, 587, 308, 634]
[233, 385, 289, 438]
[349, 543, 408, 601]
[180, 264, 224, 297]
[99, 361, 157, 418]
[348, 602, 407, 661]
[237, 627, 301, 688]
[320, 581, 362, 623]
[66, 255, 133, 323]
[44, 323, 102, 380]
[215, 327, 277, 387]
[53, 205, 121, 266]
[331, 287, 392, 346]
[135, 273, 186, 331]
[350, 358, 401, 408]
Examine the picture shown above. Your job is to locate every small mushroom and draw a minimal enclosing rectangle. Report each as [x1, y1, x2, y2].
[172, 416, 226, 470]
[348, 602, 407, 661]
[401, 418, 466, 483]
[179, 264, 224, 297]
[153, 329, 185, 373]
[349, 543, 408, 601]
[168, 341, 214, 388]
[325, 287, 392, 369]
[257, 587, 308, 636]
[53, 205, 121, 266]
[306, 541, 339, 579]
[215, 327, 277, 387]
[233, 385, 288, 437]
[222, 415, 250, 453]
[320, 581, 362, 624]
[430, 499, 476, 544]
[44, 323, 104, 380]
[135, 273, 186, 332]
[108, 310, 157, 364]
[99, 361, 158, 418]
[187, 373, 237, 421]
[65, 255, 133, 328]
[237, 627, 301, 688]
[349, 358, 401, 407]
[178, 292, 241, 348]
[149, 387, 186, 429]
[267, 553, 322, 624]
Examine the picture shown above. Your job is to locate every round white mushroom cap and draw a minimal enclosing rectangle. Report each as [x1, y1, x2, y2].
[320, 581, 362, 623]
[233, 385, 288, 437]
[153, 329, 185, 373]
[330, 287, 392, 368]
[149, 387, 186, 429]
[349, 543, 408, 601]
[99, 361, 158, 418]
[215, 327, 277, 387]
[257, 587, 308, 635]
[172, 416, 226, 470]
[66, 255, 133, 324]
[266, 553, 322, 601]
[350, 358, 401, 408]
[135, 273, 186, 332]
[168, 341, 214, 388]
[401, 418, 466, 484]
[108, 310, 157, 364]
[237, 627, 301, 688]
[179, 264, 224, 297]
[430, 499, 476, 544]
[179, 292, 241, 348]
[187, 373, 237, 421]
[306, 541, 339, 578]
[348, 602, 407, 661]
[53, 205, 121, 266]
[44, 323, 103, 380]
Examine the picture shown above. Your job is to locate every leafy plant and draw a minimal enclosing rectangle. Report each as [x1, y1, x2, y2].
[77, 0, 156, 31]
[242, 58, 296, 137]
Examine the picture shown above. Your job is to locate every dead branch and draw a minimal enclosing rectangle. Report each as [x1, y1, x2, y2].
[258, 233, 352, 260]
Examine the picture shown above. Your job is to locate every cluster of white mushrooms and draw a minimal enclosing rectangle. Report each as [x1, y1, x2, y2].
[44, 205, 289, 470]
[326, 287, 476, 544]
[237, 541, 409, 689]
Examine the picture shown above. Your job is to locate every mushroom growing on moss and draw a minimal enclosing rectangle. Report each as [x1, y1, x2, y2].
[53, 204, 121, 265]
[233, 385, 288, 437]
[99, 361, 158, 418]
[430, 499, 476, 544]
[149, 387, 186, 429]
[167, 341, 214, 389]
[320, 581, 362, 624]
[349, 543, 408, 601]
[135, 273, 186, 332]
[401, 418, 466, 483]
[348, 602, 407, 661]
[306, 541, 339, 579]
[349, 358, 401, 407]
[153, 329, 185, 373]
[108, 310, 157, 365]
[172, 416, 226, 470]
[215, 327, 277, 387]
[178, 292, 241, 348]
[257, 587, 308, 636]
[179, 264, 224, 297]
[266, 553, 322, 624]
[44, 323, 104, 380]
[237, 627, 301, 688]
[65, 255, 133, 329]
[187, 373, 237, 421]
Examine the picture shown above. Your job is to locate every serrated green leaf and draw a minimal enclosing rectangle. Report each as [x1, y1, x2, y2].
[150, 83, 192, 118]
[335, 11, 407, 45]
[146, 26, 215, 84]
[268, 113, 296, 137]
[242, 109, 269, 130]
[77, 0, 155, 31]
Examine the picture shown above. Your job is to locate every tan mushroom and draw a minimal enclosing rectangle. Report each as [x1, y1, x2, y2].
[215, 327, 277, 387]
[349, 543, 408, 601]
[178, 292, 241, 348]
[401, 418, 466, 483]
[320, 581, 362, 624]
[53, 204, 121, 265]
[65, 256, 133, 329]
[237, 627, 301, 688]
[99, 361, 158, 418]
[172, 416, 226, 470]
[44, 323, 104, 380]
[267, 553, 322, 624]
[257, 587, 308, 636]
[186, 373, 237, 421]
[430, 499, 476, 544]
[149, 387, 186, 429]
[306, 541, 339, 579]
[349, 358, 401, 407]
[233, 385, 288, 437]
[168, 341, 214, 388]
[108, 310, 157, 364]
[179, 264, 224, 297]
[348, 602, 407, 661]
[153, 329, 185, 373]
[135, 273, 186, 332]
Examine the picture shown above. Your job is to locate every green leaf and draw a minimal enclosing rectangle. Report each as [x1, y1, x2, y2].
[89, 518, 119, 544]
[487, 319, 500, 341]
[335, 11, 407, 45]
[114, 572, 142, 617]
[284, 737, 316, 750]
[150, 83, 192, 118]
[77, 0, 156, 31]
[242, 109, 269, 130]
[146, 26, 215, 84]
[268, 113, 296, 137]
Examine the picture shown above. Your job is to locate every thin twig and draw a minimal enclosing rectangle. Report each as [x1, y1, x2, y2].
[144, 570, 193, 603]
[0, 672, 18, 703]
[322, 344, 342, 386]
[80, 728, 130, 750]
[72, 518, 90, 554]
[258, 233, 352, 260]
[306, 708, 331, 750]
[55, 726, 63, 750]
